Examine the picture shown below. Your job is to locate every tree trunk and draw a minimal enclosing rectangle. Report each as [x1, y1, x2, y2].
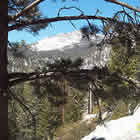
[32, 115, 36, 140]
[0, 0, 8, 139]
[88, 83, 93, 114]
[61, 104, 65, 125]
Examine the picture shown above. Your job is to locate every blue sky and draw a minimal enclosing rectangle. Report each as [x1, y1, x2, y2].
[8, 0, 140, 44]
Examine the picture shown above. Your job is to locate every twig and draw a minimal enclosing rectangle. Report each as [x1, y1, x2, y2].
[57, 6, 84, 17]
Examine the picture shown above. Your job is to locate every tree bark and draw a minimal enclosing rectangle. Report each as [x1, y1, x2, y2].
[0, 0, 8, 139]
[61, 104, 65, 125]
[88, 83, 93, 114]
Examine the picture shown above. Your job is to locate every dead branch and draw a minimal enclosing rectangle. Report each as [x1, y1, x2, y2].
[105, 0, 140, 13]
[57, 6, 84, 30]
[57, 6, 84, 17]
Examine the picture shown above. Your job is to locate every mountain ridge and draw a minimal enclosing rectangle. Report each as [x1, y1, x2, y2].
[33, 30, 110, 67]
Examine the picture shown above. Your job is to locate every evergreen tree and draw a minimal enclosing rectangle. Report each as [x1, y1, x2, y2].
[3, 1, 140, 139]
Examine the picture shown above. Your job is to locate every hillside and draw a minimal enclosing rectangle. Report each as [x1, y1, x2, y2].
[33, 31, 110, 68]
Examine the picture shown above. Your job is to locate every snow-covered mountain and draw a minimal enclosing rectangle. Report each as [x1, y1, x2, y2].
[8, 30, 111, 72]
[81, 105, 140, 140]
[34, 31, 83, 51]
[33, 31, 110, 68]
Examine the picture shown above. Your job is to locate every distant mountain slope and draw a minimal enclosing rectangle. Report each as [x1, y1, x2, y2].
[33, 31, 110, 68]
[8, 31, 110, 72]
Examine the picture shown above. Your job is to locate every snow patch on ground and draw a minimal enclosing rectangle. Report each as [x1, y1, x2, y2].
[81, 107, 140, 140]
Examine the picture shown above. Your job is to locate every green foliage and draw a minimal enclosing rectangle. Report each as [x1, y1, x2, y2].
[108, 45, 139, 77]
[91, 36, 140, 118]
[65, 88, 86, 123]
[110, 101, 128, 120]
[8, 0, 48, 33]
[46, 57, 84, 72]
[9, 78, 87, 139]
[8, 40, 28, 58]
[8, 102, 19, 140]
[38, 99, 62, 138]
[97, 34, 140, 103]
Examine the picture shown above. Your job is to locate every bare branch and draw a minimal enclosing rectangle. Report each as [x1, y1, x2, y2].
[105, 0, 140, 13]
[69, 20, 77, 30]
[57, 6, 84, 17]
[57, 6, 83, 30]
[57, 6, 85, 30]
[8, 15, 123, 31]
[8, 72, 37, 79]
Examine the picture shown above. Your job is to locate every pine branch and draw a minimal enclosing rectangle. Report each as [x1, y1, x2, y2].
[117, 75, 140, 90]
[8, 88, 33, 116]
[8, 15, 120, 31]
[105, 0, 140, 13]
[10, 0, 44, 22]
[8, 71, 54, 86]
[8, 72, 37, 79]
[8, 68, 101, 87]
[8, 69, 140, 90]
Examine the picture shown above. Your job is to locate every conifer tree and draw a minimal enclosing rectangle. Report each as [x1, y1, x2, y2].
[1, 0, 139, 139]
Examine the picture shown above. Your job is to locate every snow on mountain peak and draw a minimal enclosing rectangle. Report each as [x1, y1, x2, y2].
[33, 30, 104, 51]
[33, 30, 82, 51]
[31, 30, 109, 68]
